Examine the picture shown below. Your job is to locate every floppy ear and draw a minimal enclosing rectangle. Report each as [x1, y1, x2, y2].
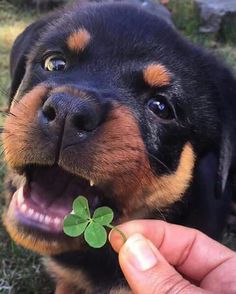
[9, 5, 63, 102]
[9, 19, 49, 101]
[185, 152, 233, 240]
[215, 69, 236, 200]
[216, 126, 234, 199]
[186, 65, 236, 239]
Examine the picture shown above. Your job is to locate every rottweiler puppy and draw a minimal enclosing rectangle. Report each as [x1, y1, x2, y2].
[2, 1, 236, 293]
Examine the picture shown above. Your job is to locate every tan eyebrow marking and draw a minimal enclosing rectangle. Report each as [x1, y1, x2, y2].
[143, 64, 171, 87]
[67, 28, 91, 53]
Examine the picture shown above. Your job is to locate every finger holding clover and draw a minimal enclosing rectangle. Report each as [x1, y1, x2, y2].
[109, 220, 236, 294]
[63, 197, 236, 293]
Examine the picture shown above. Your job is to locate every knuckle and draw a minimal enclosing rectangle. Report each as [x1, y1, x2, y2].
[166, 279, 194, 294]
[150, 272, 192, 294]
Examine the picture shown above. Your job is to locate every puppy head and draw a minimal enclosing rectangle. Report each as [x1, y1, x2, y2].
[2, 3, 235, 255]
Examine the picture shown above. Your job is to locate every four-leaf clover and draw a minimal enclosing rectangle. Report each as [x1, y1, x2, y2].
[63, 196, 125, 248]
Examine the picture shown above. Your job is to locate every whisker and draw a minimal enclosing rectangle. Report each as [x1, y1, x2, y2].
[0, 149, 6, 158]
[7, 111, 17, 118]
[145, 151, 171, 173]
[0, 108, 17, 118]
[0, 85, 9, 97]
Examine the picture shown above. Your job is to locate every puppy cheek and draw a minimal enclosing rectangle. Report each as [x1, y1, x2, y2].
[145, 143, 196, 208]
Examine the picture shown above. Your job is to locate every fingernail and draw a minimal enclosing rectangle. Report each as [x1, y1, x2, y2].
[123, 233, 158, 271]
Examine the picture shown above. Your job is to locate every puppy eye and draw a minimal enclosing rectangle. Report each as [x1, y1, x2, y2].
[147, 97, 174, 120]
[43, 55, 67, 72]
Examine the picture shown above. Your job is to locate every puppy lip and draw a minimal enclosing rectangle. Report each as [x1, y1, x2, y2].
[8, 164, 120, 235]
[10, 186, 65, 234]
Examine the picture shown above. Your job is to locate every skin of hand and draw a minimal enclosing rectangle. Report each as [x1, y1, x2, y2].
[109, 220, 236, 294]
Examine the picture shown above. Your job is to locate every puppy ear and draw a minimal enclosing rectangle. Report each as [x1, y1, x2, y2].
[9, 19, 48, 100]
[214, 66, 236, 199]
[187, 66, 236, 238]
[216, 127, 233, 199]
[186, 152, 232, 239]
[9, 7, 62, 102]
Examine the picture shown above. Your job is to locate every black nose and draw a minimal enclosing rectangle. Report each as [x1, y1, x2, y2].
[40, 92, 102, 133]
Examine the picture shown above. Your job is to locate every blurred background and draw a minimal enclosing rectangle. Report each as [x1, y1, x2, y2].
[0, 0, 235, 293]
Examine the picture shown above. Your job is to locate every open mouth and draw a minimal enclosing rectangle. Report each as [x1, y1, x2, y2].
[10, 165, 117, 235]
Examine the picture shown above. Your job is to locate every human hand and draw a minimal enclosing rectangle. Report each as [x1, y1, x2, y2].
[109, 220, 236, 293]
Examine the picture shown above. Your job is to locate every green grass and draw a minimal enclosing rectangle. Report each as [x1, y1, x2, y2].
[168, 0, 236, 45]
[0, 1, 37, 106]
[168, 0, 236, 73]
[0, 1, 235, 293]
[215, 45, 236, 73]
[0, 2, 53, 293]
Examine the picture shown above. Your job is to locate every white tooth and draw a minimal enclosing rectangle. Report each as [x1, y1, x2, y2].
[39, 214, 44, 223]
[33, 212, 39, 220]
[90, 180, 94, 187]
[54, 217, 61, 225]
[34, 212, 40, 221]
[21, 204, 27, 212]
[45, 216, 51, 225]
[28, 208, 34, 217]
[18, 187, 25, 205]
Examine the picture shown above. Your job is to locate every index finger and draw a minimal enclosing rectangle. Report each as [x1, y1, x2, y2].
[109, 220, 235, 282]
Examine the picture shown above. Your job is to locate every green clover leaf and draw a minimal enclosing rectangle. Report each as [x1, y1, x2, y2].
[92, 207, 114, 225]
[63, 214, 88, 237]
[63, 196, 126, 249]
[72, 196, 90, 220]
[84, 222, 107, 248]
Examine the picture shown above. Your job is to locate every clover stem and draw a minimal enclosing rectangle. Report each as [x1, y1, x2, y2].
[106, 224, 127, 243]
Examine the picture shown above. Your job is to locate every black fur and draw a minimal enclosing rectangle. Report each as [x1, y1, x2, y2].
[6, 1, 236, 292]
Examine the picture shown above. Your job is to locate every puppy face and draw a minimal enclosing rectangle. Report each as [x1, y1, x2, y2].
[2, 3, 234, 255]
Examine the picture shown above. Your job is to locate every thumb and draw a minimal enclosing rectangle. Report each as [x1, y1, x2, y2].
[118, 234, 206, 294]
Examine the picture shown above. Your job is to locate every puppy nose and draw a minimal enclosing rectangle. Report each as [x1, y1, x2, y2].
[40, 93, 101, 133]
